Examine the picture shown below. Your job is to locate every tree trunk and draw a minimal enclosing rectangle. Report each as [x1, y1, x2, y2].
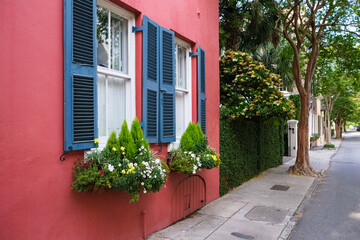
[324, 108, 331, 144]
[335, 119, 342, 139]
[288, 93, 317, 176]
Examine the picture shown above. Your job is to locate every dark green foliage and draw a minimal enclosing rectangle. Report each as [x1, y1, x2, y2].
[105, 131, 120, 155]
[131, 117, 149, 151]
[220, 116, 284, 196]
[259, 119, 283, 170]
[119, 120, 137, 160]
[324, 144, 335, 148]
[289, 94, 301, 120]
[192, 137, 208, 155]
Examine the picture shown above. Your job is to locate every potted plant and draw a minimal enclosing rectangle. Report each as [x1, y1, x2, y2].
[71, 118, 169, 202]
[168, 122, 221, 175]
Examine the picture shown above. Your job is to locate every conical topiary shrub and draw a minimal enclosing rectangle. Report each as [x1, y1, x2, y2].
[105, 131, 120, 156]
[131, 117, 149, 151]
[118, 120, 137, 160]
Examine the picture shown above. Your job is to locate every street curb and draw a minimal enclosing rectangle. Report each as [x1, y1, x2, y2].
[278, 176, 321, 240]
[278, 139, 343, 240]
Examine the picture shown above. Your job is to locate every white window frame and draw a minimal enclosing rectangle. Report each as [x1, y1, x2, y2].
[168, 37, 192, 150]
[96, 0, 136, 149]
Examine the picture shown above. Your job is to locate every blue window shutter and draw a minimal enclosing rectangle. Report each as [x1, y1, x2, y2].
[198, 46, 206, 136]
[64, 0, 98, 151]
[159, 27, 176, 143]
[142, 16, 160, 143]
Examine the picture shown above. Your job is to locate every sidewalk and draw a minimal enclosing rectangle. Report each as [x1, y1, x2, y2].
[148, 138, 342, 240]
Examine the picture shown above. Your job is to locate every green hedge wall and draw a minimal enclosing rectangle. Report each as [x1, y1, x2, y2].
[220, 117, 284, 196]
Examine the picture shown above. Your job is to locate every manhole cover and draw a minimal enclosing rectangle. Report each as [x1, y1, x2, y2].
[231, 232, 255, 239]
[245, 206, 288, 223]
[271, 184, 289, 191]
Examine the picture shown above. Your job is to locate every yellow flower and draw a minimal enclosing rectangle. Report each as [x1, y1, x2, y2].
[94, 138, 99, 144]
[94, 150, 97, 153]
[120, 146, 125, 151]
[112, 147, 117, 151]
[121, 170, 126, 174]
[128, 163, 133, 169]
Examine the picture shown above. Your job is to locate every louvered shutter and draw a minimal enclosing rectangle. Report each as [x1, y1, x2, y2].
[159, 27, 176, 143]
[198, 46, 206, 136]
[142, 16, 160, 143]
[64, 0, 98, 151]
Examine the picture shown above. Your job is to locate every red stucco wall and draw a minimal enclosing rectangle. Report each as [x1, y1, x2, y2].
[0, 0, 219, 239]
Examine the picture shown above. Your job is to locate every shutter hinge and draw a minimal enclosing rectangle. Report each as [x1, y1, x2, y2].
[132, 26, 144, 32]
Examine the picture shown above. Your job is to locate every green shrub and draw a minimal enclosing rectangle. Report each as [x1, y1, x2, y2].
[170, 122, 220, 175]
[131, 117, 149, 151]
[323, 144, 335, 148]
[220, 50, 295, 120]
[119, 120, 137, 160]
[310, 133, 320, 141]
[180, 122, 196, 151]
[331, 128, 335, 136]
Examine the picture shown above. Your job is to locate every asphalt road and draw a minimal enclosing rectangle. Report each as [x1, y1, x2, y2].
[290, 132, 360, 240]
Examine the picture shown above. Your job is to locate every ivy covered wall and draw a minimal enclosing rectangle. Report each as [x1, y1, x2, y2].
[219, 116, 284, 195]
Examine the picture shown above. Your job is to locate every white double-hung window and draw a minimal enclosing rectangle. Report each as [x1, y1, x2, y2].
[96, 0, 135, 148]
[173, 38, 192, 147]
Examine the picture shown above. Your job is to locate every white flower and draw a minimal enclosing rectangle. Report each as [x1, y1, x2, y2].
[134, 163, 138, 166]
[143, 189, 147, 193]
[108, 164, 115, 172]
[154, 175, 157, 178]
[140, 152, 143, 156]
[155, 159, 160, 164]
[141, 146, 144, 149]
[191, 154, 195, 158]
[141, 182, 144, 186]
[118, 163, 122, 167]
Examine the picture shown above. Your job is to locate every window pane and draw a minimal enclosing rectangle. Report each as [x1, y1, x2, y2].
[176, 91, 186, 138]
[107, 76, 126, 134]
[111, 13, 128, 73]
[176, 45, 187, 89]
[97, 73, 107, 137]
[97, 6, 109, 68]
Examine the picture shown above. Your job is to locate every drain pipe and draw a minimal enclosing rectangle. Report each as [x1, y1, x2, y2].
[142, 210, 148, 240]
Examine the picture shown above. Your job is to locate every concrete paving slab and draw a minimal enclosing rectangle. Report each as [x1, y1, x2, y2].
[149, 214, 227, 240]
[245, 206, 288, 223]
[207, 218, 284, 240]
[197, 197, 247, 218]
